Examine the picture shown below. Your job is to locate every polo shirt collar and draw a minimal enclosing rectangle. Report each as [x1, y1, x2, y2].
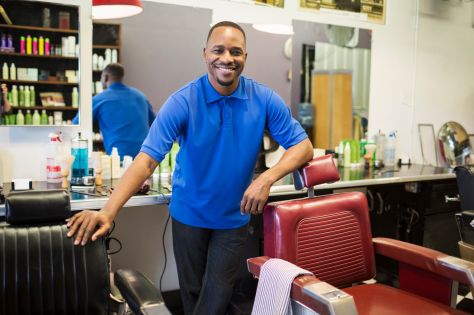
[108, 82, 126, 90]
[203, 74, 248, 104]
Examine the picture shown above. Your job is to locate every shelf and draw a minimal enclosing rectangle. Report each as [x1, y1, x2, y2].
[0, 52, 78, 60]
[2, 79, 78, 86]
[0, 24, 78, 34]
[93, 44, 120, 49]
[11, 106, 78, 111]
[361, 1, 384, 8]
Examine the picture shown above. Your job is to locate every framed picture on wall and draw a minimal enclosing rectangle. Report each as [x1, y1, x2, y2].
[300, 0, 386, 24]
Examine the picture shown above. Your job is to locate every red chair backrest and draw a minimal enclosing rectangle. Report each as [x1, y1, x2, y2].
[265, 156, 376, 287]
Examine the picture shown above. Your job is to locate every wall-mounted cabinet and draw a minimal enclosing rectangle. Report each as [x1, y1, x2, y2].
[0, 0, 80, 126]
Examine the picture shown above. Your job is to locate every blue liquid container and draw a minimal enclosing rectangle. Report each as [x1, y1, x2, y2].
[71, 132, 88, 185]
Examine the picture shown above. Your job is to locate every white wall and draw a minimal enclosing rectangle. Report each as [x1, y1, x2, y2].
[1, 0, 474, 178]
[0, 0, 92, 183]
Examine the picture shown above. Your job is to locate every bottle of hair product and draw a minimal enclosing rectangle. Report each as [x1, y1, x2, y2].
[24, 86, 30, 107]
[16, 109, 24, 125]
[29, 85, 35, 106]
[343, 142, 351, 168]
[20, 36, 25, 54]
[11, 85, 18, 107]
[40, 109, 48, 125]
[25, 109, 32, 125]
[26, 35, 32, 55]
[46, 132, 63, 183]
[32, 37, 38, 55]
[32, 109, 40, 125]
[2, 62, 8, 79]
[111, 147, 121, 179]
[38, 36, 44, 55]
[45, 38, 50, 55]
[9, 62, 16, 80]
[71, 87, 78, 108]
[18, 85, 24, 106]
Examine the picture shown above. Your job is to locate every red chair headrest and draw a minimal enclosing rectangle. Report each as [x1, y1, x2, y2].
[293, 154, 340, 190]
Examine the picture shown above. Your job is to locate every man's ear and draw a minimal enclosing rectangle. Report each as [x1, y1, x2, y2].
[202, 47, 206, 61]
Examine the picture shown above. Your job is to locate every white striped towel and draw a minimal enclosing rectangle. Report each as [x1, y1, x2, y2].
[251, 258, 313, 315]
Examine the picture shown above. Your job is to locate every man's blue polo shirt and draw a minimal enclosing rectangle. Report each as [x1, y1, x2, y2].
[141, 75, 307, 229]
[73, 82, 155, 158]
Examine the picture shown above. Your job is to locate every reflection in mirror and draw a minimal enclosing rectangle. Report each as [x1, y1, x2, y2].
[291, 20, 371, 150]
[0, 0, 80, 126]
[438, 121, 472, 167]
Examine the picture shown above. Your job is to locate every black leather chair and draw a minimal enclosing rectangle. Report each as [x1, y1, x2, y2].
[0, 189, 171, 315]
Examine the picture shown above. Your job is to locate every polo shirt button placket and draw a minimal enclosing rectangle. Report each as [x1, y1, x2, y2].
[222, 98, 233, 128]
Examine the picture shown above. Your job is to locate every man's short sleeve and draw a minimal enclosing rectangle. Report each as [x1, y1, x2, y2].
[266, 91, 307, 149]
[140, 95, 187, 162]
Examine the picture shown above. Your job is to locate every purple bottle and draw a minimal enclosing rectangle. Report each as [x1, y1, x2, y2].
[0, 33, 6, 51]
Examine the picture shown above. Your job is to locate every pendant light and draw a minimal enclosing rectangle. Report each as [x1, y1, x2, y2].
[92, 0, 143, 20]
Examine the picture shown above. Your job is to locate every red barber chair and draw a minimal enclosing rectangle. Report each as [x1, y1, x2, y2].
[0, 190, 171, 315]
[248, 155, 474, 314]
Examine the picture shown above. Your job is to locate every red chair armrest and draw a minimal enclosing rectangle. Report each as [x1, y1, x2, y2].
[373, 237, 474, 286]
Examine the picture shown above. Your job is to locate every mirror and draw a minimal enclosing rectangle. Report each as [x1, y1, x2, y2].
[291, 20, 372, 150]
[0, 0, 80, 126]
[81, 2, 372, 155]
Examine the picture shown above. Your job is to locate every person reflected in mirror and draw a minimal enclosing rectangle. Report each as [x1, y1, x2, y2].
[73, 63, 155, 158]
[1, 84, 12, 121]
[67, 21, 313, 315]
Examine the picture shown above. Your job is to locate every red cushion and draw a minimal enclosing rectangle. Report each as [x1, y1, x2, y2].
[343, 284, 468, 315]
[294, 155, 340, 188]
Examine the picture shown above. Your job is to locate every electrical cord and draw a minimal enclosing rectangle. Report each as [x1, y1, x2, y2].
[159, 192, 171, 294]
[105, 221, 123, 255]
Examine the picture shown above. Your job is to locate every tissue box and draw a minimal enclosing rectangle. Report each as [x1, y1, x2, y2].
[27, 68, 38, 81]
[17, 68, 29, 80]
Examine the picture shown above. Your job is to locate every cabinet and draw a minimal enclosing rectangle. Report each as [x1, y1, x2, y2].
[0, 0, 79, 126]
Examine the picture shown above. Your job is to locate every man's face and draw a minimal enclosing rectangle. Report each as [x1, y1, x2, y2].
[203, 26, 247, 95]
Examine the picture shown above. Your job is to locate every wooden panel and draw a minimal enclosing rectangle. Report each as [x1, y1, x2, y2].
[311, 72, 353, 149]
[311, 74, 331, 148]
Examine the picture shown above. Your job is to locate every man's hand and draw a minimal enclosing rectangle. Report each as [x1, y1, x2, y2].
[240, 175, 272, 215]
[66, 210, 113, 246]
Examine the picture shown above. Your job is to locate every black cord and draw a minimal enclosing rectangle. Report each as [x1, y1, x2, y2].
[105, 221, 123, 255]
[159, 192, 171, 294]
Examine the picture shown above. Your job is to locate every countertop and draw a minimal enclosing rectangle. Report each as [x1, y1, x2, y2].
[0, 164, 456, 216]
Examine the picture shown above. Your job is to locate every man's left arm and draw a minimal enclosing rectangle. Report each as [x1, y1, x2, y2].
[240, 138, 313, 215]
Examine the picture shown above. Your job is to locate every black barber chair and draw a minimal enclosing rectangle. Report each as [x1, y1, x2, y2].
[0, 189, 171, 315]
[454, 166, 474, 211]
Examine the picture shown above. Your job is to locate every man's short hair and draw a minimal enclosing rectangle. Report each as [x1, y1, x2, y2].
[103, 63, 124, 82]
[206, 21, 246, 44]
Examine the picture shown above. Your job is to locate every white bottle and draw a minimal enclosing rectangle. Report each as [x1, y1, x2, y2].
[111, 49, 118, 63]
[11, 85, 18, 107]
[24, 86, 30, 107]
[101, 155, 111, 180]
[111, 147, 121, 179]
[46, 132, 63, 183]
[2, 62, 8, 80]
[92, 53, 98, 71]
[343, 142, 351, 168]
[71, 87, 78, 108]
[105, 48, 112, 67]
[9, 63, 16, 80]
[32, 109, 40, 125]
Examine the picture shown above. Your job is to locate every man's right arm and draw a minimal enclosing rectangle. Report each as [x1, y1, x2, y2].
[67, 152, 159, 245]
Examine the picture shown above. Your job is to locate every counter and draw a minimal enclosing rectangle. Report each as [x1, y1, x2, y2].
[0, 164, 455, 216]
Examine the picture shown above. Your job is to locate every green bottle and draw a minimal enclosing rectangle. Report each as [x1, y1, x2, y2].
[40, 109, 48, 125]
[16, 109, 24, 125]
[25, 109, 32, 125]
[32, 109, 40, 125]
[9, 113, 16, 125]
[29, 86, 35, 106]
[18, 85, 24, 107]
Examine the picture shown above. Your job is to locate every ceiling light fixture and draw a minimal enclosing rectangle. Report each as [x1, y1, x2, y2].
[92, 0, 143, 20]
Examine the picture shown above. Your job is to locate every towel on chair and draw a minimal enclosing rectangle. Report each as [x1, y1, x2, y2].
[251, 258, 313, 315]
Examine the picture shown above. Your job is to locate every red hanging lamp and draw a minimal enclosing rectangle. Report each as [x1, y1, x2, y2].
[92, 0, 143, 20]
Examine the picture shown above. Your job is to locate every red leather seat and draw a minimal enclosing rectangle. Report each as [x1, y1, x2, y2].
[248, 155, 474, 315]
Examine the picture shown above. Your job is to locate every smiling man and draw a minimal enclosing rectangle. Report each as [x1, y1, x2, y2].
[67, 21, 313, 315]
